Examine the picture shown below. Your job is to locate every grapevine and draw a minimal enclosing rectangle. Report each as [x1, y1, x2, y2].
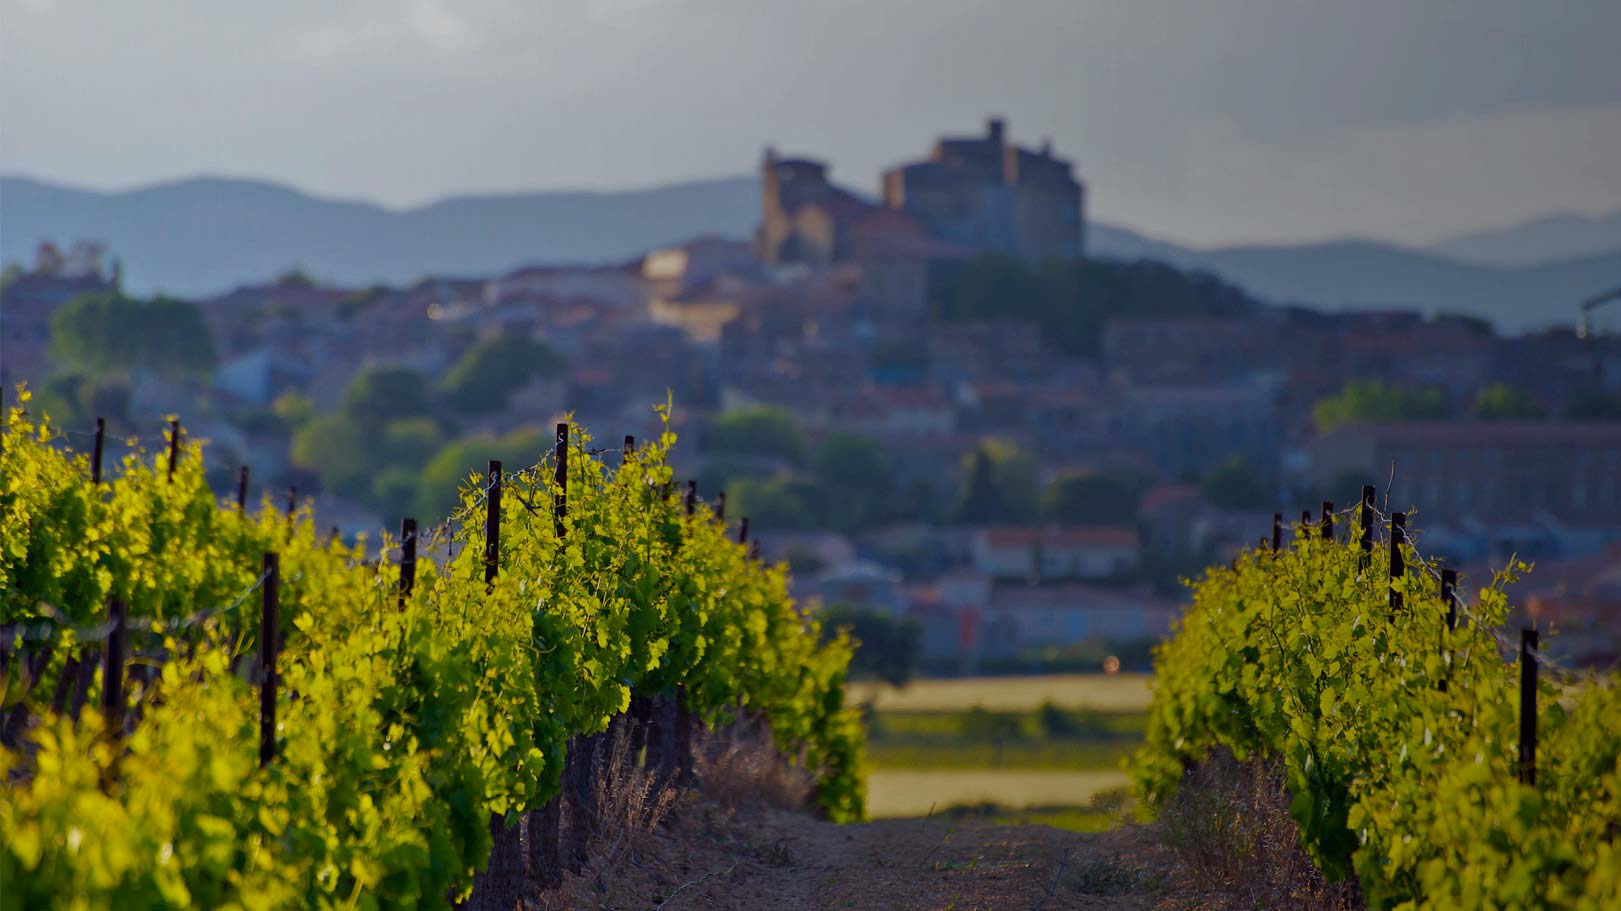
[1134, 517, 1621, 910]
[0, 390, 866, 909]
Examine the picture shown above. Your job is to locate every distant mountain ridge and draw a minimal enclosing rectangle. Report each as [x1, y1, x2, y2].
[0, 174, 760, 294]
[3, 174, 1617, 334]
[1428, 210, 1621, 267]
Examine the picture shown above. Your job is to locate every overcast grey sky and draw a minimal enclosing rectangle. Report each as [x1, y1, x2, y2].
[2, 0, 1618, 247]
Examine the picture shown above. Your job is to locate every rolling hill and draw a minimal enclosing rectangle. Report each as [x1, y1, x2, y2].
[0, 174, 759, 296]
[1427, 210, 1621, 267]
[2, 174, 1616, 334]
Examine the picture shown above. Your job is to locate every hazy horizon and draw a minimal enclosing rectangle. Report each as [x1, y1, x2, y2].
[4, 1, 1620, 250]
[6, 168, 1620, 258]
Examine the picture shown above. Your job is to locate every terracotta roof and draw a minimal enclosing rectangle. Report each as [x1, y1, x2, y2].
[1139, 484, 1205, 514]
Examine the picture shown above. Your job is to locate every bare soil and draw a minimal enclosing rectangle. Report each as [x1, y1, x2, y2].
[535, 800, 1169, 911]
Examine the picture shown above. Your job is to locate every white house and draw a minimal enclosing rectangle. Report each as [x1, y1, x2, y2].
[970, 526, 1140, 581]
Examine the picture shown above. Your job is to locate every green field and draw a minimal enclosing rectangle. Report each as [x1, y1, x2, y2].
[865, 769, 1132, 819]
[857, 678, 1150, 823]
[850, 673, 1154, 713]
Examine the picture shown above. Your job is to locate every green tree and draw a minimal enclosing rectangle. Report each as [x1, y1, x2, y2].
[271, 392, 314, 428]
[728, 476, 816, 529]
[694, 458, 774, 499]
[1471, 384, 1546, 421]
[819, 603, 920, 688]
[1199, 457, 1273, 509]
[704, 407, 805, 463]
[274, 268, 317, 288]
[930, 255, 1257, 358]
[1037, 700, 1093, 739]
[812, 432, 892, 528]
[1042, 469, 1143, 523]
[50, 292, 216, 377]
[952, 439, 1039, 525]
[342, 367, 430, 425]
[961, 706, 1022, 744]
[813, 433, 890, 492]
[370, 468, 420, 519]
[414, 428, 546, 522]
[289, 414, 372, 500]
[440, 335, 563, 413]
[1563, 388, 1621, 421]
[1312, 380, 1449, 433]
[381, 418, 445, 473]
[33, 374, 91, 428]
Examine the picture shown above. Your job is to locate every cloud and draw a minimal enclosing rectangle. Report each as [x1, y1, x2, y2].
[585, 0, 681, 28]
[285, 0, 482, 62]
[407, 1, 476, 55]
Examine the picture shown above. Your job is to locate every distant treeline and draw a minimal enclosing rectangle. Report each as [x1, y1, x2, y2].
[929, 255, 1259, 358]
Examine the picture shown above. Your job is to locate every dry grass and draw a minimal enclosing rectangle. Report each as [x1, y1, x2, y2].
[574, 721, 682, 870]
[533, 712, 814, 908]
[850, 673, 1154, 713]
[691, 710, 818, 815]
[1154, 749, 1362, 911]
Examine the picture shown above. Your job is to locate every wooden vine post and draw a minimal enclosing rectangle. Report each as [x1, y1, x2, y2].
[1359, 484, 1376, 569]
[91, 417, 105, 484]
[166, 418, 181, 483]
[102, 598, 128, 737]
[1519, 628, 1538, 786]
[553, 422, 567, 538]
[1389, 512, 1407, 615]
[484, 460, 502, 587]
[259, 553, 279, 767]
[398, 518, 417, 609]
[1438, 569, 1457, 693]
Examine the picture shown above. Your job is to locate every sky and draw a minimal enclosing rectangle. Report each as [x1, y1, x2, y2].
[2, 0, 1619, 248]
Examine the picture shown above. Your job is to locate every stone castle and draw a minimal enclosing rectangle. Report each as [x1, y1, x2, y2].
[755, 117, 1085, 267]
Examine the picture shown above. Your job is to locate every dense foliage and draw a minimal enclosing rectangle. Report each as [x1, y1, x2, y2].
[1135, 518, 1621, 909]
[818, 603, 921, 688]
[1471, 383, 1547, 421]
[49, 292, 217, 378]
[929, 254, 1258, 358]
[703, 406, 806, 464]
[952, 439, 1039, 525]
[0, 390, 865, 909]
[1042, 469, 1144, 524]
[439, 336, 562, 413]
[1311, 380, 1449, 432]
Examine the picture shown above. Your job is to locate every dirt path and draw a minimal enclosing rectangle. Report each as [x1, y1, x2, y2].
[540, 805, 1165, 910]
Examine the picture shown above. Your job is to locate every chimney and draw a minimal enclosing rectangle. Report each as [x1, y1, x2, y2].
[987, 117, 1006, 147]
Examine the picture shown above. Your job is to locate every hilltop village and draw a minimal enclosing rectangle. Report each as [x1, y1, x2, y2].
[6, 119, 1620, 671]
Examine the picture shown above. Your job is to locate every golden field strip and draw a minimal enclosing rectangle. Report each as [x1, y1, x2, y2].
[865, 769, 1132, 818]
[849, 673, 1154, 713]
